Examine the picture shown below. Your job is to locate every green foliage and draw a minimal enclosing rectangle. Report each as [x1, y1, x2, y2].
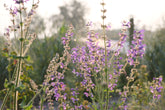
[28, 25, 67, 84]
[117, 54, 133, 90]
[0, 1, 164, 109]
[20, 96, 33, 110]
[0, 55, 36, 109]
[0, 36, 9, 90]
[128, 65, 151, 106]
[144, 28, 165, 80]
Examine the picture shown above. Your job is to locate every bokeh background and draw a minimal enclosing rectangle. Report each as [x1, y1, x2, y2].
[0, 0, 165, 100]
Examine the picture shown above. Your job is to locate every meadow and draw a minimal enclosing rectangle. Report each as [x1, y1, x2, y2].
[0, 0, 165, 110]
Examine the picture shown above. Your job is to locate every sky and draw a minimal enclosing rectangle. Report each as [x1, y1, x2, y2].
[0, 0, 165, 35]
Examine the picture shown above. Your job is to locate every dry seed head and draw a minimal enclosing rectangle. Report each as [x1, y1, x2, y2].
[101, 24, 107, 29]
[30, 79, 38, 91]
[101, 35, 107, 39]
[100, 2, 106, 6]
[101, 15, 106, 19]
[101, 9, 107, 13]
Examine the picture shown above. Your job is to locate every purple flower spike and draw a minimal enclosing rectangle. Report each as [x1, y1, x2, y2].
[127, 30, 145, 65]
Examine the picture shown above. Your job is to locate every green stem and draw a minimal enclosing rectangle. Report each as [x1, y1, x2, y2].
[101, 1, 109, 109]
[0, 88, 12, 110]
[40, 93, 44, 110]
[23, 87, 43, 108]
[0, 61, 18, 109]
[14, 7, 24, 110]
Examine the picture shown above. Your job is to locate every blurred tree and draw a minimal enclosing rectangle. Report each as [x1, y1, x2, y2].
[29, 14, 46, 34]
[49, 0, 86, 33]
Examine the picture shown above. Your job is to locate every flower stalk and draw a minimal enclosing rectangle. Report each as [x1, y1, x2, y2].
[14, 7, 24, 110]
[101, 0, 109, 109]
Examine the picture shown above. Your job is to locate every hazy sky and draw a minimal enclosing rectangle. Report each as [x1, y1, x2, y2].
[0, 0, 165, 34]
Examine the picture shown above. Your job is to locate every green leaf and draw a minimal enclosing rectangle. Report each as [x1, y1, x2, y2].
[20, 22, 23, 26]
[2, 52, 9, 57]
[11, 51, 17, 56]
[25, 64, 33, 71]
[20, 96, 33, 110]
[15, 82, 26, 92]
[27, 56, 31, 61]
[19, 38, 24, 42]
[109, 90, 114, 93]
[4, 79, 8, 88]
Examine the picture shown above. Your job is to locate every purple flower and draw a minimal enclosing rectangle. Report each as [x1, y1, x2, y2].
[71, 97, 78, 103]
[28, 9, 34, 16]
[84, 92, 89, 97]
[106, 40, 111, 47]
[10, 6, 18, 15]
[150, 77, 163, 100]
[63, 93, 67, 100]
[62, 102, 66, 110]
[78, 105, 83, 109]
[81, 79, 87, 86]
[13, 0, 29, 4]
[72, 91, 76, 96]
[65, 32, 74, 37]
[156, 86, 163, 93]
[72, 90, 79, 96]
[51, 82, 56, 86]
[60, 63, 64, 68]
[86, 21, 93, 26]
[51, 75, 55, 80]
[54, 86, 58, 94]
[60, 82, 66, 91]
[157, 94, 161, 99]
[13, 0, 23, 4]
[122, 21, 130, 28]
[124, 105, 128, 110]
[61, 37, 68, 45]
[72, 69, 82, 77]
[109, 74, 112, 79]
[106, 25, 111, 30]
[150, 86, 154, 93]
[54, 93, 60, 101]
[159, 77, 163, 82]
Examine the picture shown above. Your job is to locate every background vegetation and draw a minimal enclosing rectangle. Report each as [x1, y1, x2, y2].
[0, 0, 165, 109]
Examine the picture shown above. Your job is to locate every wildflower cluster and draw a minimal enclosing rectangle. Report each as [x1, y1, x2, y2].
[71, 30, 100, 91]
[1, 0, 164, 110]
[71, 28, 103, 109]
[44, 25, 79, 110]
[118, 30, 146, 110]
[127, 30, 145, 65]
[150, 76, 163, 100]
